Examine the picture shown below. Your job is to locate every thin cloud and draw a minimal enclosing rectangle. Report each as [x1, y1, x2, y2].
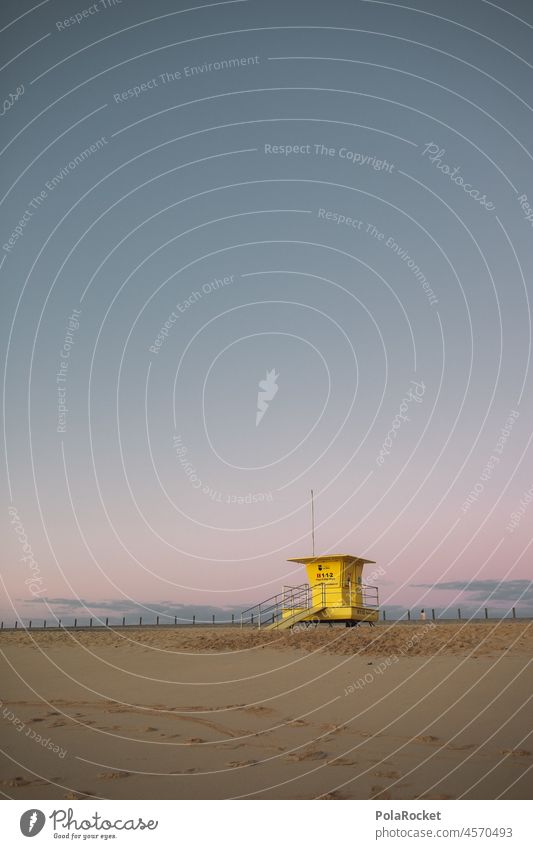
[410, 579, 533, 603]
[21, 597, 244, 621]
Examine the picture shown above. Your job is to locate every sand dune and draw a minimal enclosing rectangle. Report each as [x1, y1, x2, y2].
[2, 618, 532, 655]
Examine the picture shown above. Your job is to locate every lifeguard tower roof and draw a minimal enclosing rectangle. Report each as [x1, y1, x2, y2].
[288, 554, 375, 565]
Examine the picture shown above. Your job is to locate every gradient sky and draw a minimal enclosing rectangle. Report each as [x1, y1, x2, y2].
[2, 0, 533, 624]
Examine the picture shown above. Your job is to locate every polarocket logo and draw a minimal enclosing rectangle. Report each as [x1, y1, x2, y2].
[20, 809, 46, 836]
[256, 368, 279, 425]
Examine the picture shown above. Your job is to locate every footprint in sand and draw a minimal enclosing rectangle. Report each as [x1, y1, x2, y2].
[285, 749, 328, 762]
[285, 719, 308, 727]
[97, 771, 130, 780]
[326, 756, 357, 766]
[242, 706, 273, 715]
[371, 785, 392, 799]
[226, 759, 257, 767]
[1, 776, 32, 787]
[414, 735, 439, 744]
[185, 737, 205, 745]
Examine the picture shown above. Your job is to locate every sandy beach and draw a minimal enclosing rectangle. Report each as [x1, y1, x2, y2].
[0, 621, 531, 800]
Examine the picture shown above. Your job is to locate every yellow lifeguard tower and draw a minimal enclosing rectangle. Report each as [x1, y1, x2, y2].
[241, 554, 379, 630]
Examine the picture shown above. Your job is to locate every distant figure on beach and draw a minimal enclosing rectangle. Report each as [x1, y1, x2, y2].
[420, 609, 426, 621]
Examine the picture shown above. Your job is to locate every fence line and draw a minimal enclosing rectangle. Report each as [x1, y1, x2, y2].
[0, 607, 529, 631]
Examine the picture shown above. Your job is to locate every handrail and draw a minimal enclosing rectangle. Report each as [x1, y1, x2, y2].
[240, 582, 311, 628]
[240, 583, 308, 617]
